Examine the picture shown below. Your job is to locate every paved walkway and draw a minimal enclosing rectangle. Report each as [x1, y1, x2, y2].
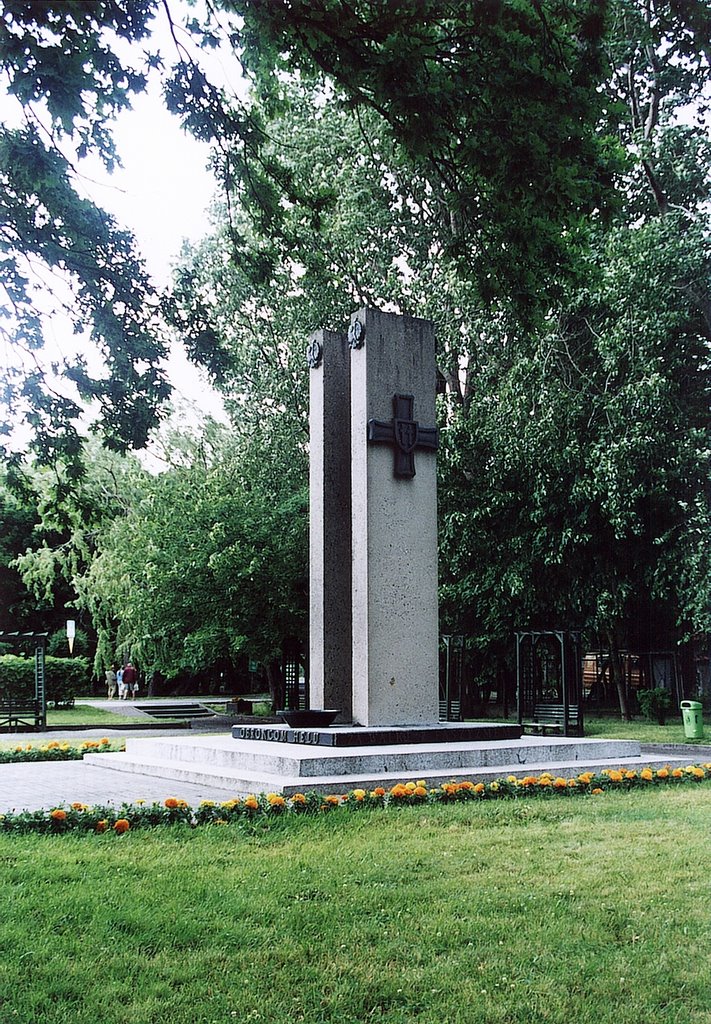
[0, 704, 248, 812]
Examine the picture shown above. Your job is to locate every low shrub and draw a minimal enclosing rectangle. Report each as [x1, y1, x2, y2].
[0, 654, 90, 706]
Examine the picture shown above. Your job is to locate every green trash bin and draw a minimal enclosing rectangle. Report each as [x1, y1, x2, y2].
[681, 700, 704, 739]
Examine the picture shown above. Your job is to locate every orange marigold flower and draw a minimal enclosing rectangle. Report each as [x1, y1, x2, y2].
[691, 766, 705, 779]
[414, 786, 427, 797]
[46, 740, 60, 749]
[657, 767, 669, 779]
[457, 781, 475, 791]
[607, 770, 623, 783]
[672, 768, 683, 778]
[625, 770, 637, 780]
[164, 797, 180, 809]
[267, 794, 285, 807]
[578, 772, 594, 785]
[640, 768, 653, 781]
[390, 784, 408, 799]
[591, 788, 604, 795]
[567, 779, 578, 788]
[522, 776, 538, 787]
[442, 783, 457, 794]
[553, 778, 567, 789]
[99, 738, 110, 745]
[372, 787, 386, 797]
[474, 783, 485, 794]
[96, 820, 108, 833]
[291, 793, 307, 804]
[71, 802, 87, 811]
[244, 796, 259, 810]
[114, 818, 130, 833]
[50, 808, 67, 821]
[537, 777, 552, 787]
[324, 795, 340, 805]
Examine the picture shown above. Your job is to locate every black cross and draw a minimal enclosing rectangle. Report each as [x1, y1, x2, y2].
[367, 394, 439, 479]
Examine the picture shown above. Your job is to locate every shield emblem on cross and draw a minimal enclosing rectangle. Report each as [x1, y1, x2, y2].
[395, 418, 419, 454]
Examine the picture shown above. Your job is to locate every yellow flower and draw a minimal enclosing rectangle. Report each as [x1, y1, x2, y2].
[352, 789, 366, 801]
[416, 780, 427, 789]
[200, 800, 216, 808]
[490, 782, 499, 792]
[114, 818, 130, 834]
[405, 781, 417, 792]
[507, 775, 518, 784]
[214, 818, 228, 826]
[640, 768, 653, 781]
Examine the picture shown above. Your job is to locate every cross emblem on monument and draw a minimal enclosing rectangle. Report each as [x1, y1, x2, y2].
[367, 393, 439, 479]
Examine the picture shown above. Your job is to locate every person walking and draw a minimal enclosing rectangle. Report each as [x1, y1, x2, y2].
[116, 665, 125, 700]
[105, 666, 117, 699]
[122, 662, 138, 700]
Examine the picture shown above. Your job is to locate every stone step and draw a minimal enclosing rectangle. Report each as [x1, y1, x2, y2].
[83, 749, 699, 798]
[115, 734, 643, 778]
[139, 703, 215, 720]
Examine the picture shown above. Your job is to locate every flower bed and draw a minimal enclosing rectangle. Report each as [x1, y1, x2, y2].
[1, 763, 710, 835]
[0, 738, 124, 763]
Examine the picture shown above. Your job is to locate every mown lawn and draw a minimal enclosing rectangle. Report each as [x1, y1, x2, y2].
[1, 785, 710, 1024]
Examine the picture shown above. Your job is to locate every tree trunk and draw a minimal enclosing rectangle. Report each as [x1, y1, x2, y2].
[265, 658, 285, 714]
[606, 629, 632, 721]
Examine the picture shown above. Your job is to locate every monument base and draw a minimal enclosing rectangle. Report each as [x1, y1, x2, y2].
[233, 721, 522, 747]
[84, 727, 699, 798]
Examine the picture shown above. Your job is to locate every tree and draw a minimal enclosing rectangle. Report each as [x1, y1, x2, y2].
[78, 423, 307, 706]
[0, 0, 170, 464]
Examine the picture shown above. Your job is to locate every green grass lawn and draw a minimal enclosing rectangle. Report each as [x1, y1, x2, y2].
[46, 706, 143, 727]
[1, 786, 710, 1023]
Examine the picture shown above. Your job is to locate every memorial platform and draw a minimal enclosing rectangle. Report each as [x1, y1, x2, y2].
[83, 730, 697, 797]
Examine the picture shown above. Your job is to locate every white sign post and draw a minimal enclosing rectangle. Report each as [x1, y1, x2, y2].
[66, 619, 76, 655]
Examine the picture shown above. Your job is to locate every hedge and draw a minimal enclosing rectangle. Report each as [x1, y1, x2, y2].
[0, 654, 90, 706]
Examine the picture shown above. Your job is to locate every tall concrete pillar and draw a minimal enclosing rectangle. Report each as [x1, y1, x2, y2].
[349, 309, 440, 726]
[308, 329, 352, 722]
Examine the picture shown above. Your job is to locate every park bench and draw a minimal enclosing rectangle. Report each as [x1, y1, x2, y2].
[524, 703, 581, 736]
[0, 699, 42, 732]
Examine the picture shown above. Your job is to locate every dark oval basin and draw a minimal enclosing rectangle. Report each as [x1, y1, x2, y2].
[278, 709, 339, 728]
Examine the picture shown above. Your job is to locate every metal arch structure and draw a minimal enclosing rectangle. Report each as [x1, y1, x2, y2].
[0, 631, 48, 729]
[516, 630, 584, 737]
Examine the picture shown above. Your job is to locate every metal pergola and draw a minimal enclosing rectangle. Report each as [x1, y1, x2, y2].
[516, 630, 584, 737]
[0, 631, 48, 729]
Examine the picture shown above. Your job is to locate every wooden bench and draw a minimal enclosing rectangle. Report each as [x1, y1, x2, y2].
[0, 699, 42, 732]
[524, 703, 581, 736]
